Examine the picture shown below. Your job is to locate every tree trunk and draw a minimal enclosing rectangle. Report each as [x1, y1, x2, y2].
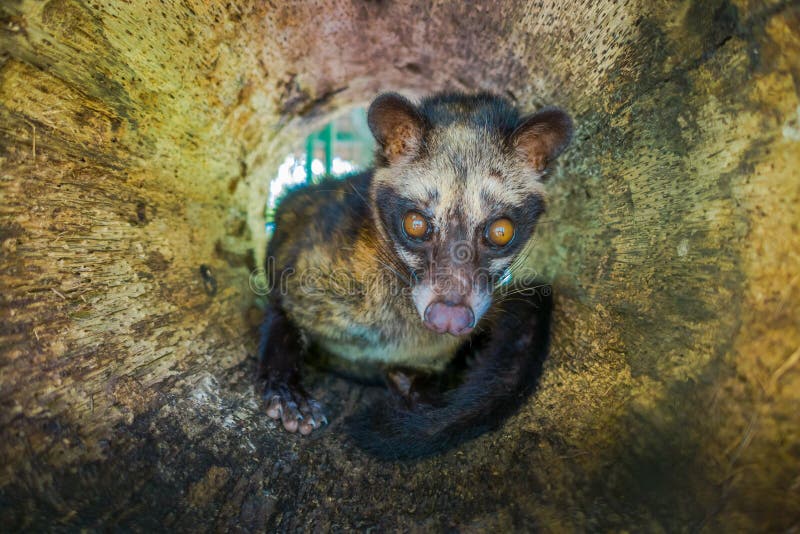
[1, 0, 798, 530]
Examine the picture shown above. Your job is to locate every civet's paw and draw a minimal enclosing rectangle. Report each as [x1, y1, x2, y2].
[263, 381, 327, 435]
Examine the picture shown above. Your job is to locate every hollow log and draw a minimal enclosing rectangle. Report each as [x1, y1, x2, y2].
[1, 0, 798, 530]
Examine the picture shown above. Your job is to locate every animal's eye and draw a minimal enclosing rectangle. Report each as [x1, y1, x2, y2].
[486, 218, 515, 247]
[403, 211, 429, 240]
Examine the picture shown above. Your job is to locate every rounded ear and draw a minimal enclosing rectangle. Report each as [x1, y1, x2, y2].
[367, 93, 426, 165]
[510, 107, 574, 173]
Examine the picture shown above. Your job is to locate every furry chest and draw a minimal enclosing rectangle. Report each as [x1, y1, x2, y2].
[313, 327, 463, 371]
[289, 301, 463, 370]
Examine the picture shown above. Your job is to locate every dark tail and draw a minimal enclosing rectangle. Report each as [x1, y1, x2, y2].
[347, 288, 553, 460]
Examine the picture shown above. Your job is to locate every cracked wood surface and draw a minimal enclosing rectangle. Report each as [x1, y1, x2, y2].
[1, 0, 798, 530]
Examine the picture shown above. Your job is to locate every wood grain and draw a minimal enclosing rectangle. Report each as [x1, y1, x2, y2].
[1, 0, 798, 530]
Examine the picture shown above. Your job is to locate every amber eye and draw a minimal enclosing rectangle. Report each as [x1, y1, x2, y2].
[487, 218, 515, 247]
[403, 211, 429, 240]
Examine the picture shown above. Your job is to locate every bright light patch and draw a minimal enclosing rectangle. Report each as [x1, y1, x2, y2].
[332, 157, 355, 175]
[268, 155, 308, 211]
[267, 156, 361, 213]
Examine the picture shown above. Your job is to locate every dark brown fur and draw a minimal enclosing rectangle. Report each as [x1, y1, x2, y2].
[258, 92, 572, 456]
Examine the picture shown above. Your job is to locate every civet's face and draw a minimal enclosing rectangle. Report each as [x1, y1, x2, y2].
[369, 93, 572, 336]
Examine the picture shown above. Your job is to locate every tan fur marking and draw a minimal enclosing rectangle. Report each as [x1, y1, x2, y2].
[385, 124, 419, 162]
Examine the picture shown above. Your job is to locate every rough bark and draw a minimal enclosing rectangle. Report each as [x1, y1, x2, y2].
[1, 0, 798, 530]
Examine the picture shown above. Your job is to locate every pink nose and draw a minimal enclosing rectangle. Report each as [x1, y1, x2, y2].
[423, 302, 475, 336]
